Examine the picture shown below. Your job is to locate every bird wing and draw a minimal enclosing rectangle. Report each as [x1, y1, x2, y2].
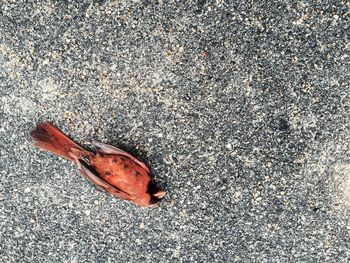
[78, 160, 133, 200]
[92, 141, 150, 173]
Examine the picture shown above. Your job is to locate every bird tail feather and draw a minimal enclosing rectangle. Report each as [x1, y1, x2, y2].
[30, 122, 87, 161]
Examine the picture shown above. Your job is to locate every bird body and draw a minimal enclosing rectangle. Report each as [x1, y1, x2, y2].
[30, 122, 165, 207]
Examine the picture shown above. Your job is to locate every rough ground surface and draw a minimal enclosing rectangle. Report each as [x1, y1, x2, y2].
[0, 1, 349, 262]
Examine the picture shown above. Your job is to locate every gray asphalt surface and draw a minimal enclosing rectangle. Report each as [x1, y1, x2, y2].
[1, 1, 349, 262]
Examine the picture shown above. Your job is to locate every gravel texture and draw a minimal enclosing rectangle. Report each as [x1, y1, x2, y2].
[1, 1, 349, 262]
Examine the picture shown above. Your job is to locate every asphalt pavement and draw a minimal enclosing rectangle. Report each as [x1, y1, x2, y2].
[0, 1, 349, 262]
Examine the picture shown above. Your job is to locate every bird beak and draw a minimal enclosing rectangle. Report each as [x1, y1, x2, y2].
[153, 191, 166, 199]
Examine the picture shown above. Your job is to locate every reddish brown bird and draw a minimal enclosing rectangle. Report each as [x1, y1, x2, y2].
[30, 122, 165, 207]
